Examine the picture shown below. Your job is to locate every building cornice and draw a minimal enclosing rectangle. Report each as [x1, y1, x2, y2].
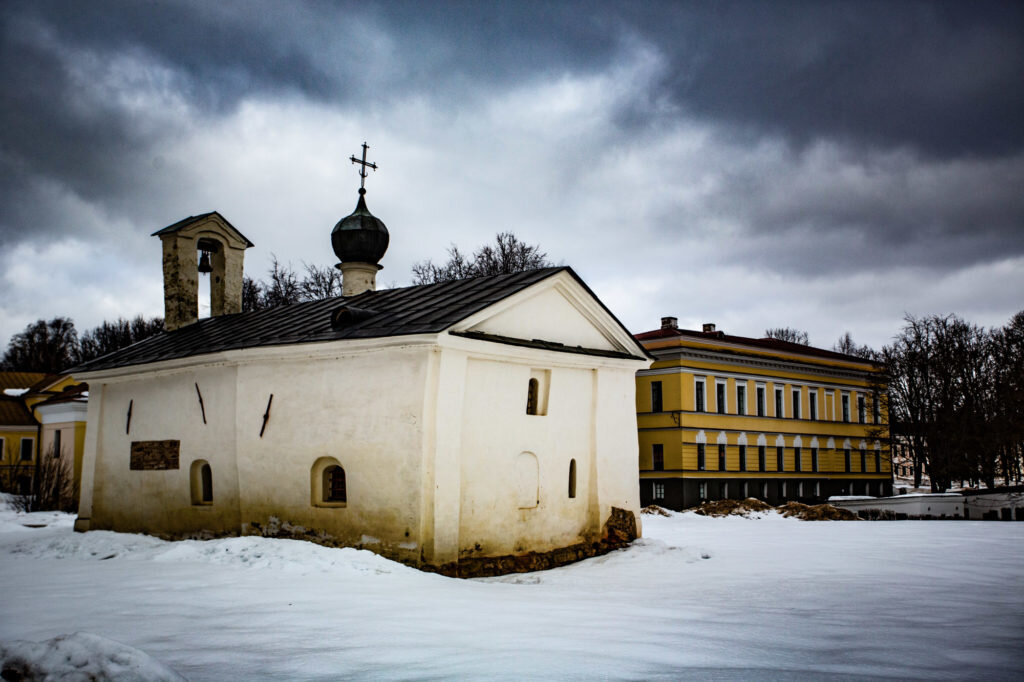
[641, 348, 878, 385]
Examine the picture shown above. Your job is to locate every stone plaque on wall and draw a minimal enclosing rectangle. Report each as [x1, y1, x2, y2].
[130, 440, 180, 470]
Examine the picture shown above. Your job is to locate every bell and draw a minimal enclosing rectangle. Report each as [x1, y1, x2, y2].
[198, 249, 213, 275]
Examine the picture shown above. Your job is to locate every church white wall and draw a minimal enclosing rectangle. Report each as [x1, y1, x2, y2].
[437, 341, 643, 562]
[592, 367, 645, 530]
[232, 343, 431, 563]
[86, 365, 242, 536]
[456, 357, 597, 558]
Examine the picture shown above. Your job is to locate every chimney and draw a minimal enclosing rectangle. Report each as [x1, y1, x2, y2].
[702, 323, 717, 333]
[661, 316, 678, 330]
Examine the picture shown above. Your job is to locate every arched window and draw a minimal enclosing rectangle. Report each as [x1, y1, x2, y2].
[568, 459, 577, 499]
[526, 378, 539, 415]
[190, 460, 212, 505]
[325, 466, 347, 503]
[311, 457, 348, 507]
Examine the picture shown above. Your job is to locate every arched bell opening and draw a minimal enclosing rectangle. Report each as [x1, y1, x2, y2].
[196, 236, 227, 319]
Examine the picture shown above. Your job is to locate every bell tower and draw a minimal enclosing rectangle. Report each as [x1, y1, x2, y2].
[152, 211, 254, 331]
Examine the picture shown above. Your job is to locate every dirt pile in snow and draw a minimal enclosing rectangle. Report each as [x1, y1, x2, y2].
[641, 505, 672, 517]
[778, 501, 860, 521]
[694, 498, 774, 517]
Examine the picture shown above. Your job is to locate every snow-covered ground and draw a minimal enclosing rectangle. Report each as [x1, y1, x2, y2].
[1, 503, 1022, 681]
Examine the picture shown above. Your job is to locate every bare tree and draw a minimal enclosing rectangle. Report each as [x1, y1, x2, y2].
[764, 327, 810, 346]
[241, 276, 264, 312]
[412, 232, 551, 285]
[260, 256, 303, 308]
[833, 332, 877, 360]
[989, 311, 1024, 484]
[299, 262, 343, 301]
[78, 316, 164, 363]
[8, 443, 76, 513]
[1, 317, 79, 373]
[883, 314, 997, 492]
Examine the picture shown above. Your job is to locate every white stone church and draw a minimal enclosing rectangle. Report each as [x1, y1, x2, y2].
[71, 158, 649, 576]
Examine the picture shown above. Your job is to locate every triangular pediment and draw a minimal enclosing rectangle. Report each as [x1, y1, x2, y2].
[451, 270, 648, 359]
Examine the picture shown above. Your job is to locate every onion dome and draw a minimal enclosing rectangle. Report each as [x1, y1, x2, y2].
[331, 188, 389, 265]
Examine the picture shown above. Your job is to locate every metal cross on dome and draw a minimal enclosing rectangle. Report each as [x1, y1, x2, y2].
[349, 142, 378, 191]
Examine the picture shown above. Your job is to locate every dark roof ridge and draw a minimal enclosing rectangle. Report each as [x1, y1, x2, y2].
[635, 326, 879, 365]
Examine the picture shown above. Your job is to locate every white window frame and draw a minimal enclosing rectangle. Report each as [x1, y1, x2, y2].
[653, 482, 665, 500]
[842, 392, 851, 423]
[774, 386, 785, 418]
[809, 390, 818, 421]
[694, 376, 707, 412]
[756, 383, 767, 417]
[791, 387, 801, 420]
[715, 379, 728, 414]
[736, 383, 747, 416]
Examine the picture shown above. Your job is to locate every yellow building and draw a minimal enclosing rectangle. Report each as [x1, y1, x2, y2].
[635, 318, 891, 509]
[0, 372, 88, 500]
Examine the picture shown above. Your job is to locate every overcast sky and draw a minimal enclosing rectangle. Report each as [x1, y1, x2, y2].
[2, 0, 1022, 352]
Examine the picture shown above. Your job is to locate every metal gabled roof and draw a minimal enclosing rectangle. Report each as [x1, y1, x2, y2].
[71, 267, 647, 373]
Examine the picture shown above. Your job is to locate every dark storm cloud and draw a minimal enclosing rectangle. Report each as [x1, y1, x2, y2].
[1, 0, 1022, 337]
[619, 1, 1024, 159]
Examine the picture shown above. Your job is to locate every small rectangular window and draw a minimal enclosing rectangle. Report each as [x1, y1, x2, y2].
[653, 482, 665, 500]
[694, 378, 706, 412]
[809, 391, 818, 421]
[698, 482, 708, 500]
[652, 444, 664, 471]
[794, 447, 802, 471]
[860, 448, 867, 472]
[718, 443, 726, 471]
[775, 388, 784, 418]
[776, 446, 784, 471]
[650, 381, 663, 413]
[716, 382, 727, 414]
[758, 445, 766, 472]
[756, 386, 766, 416]
[0, 438, 4, 460]
[858, 396, 866, 423]
[20, 438, 33, 462]
[52, 430, 62, 458]
[874, 449, 881, 472]
[526, 369, 551, 416]
[736, 385, 746, 416]
[844, 448, 851, 473]
[842, 394, 850, 423]
[873, 395, 880, 424]
[792, 388, 801, 420]
[738, 445, 747, 471]
[811, 447, 819, 472]
[697, 443, 706, 470]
